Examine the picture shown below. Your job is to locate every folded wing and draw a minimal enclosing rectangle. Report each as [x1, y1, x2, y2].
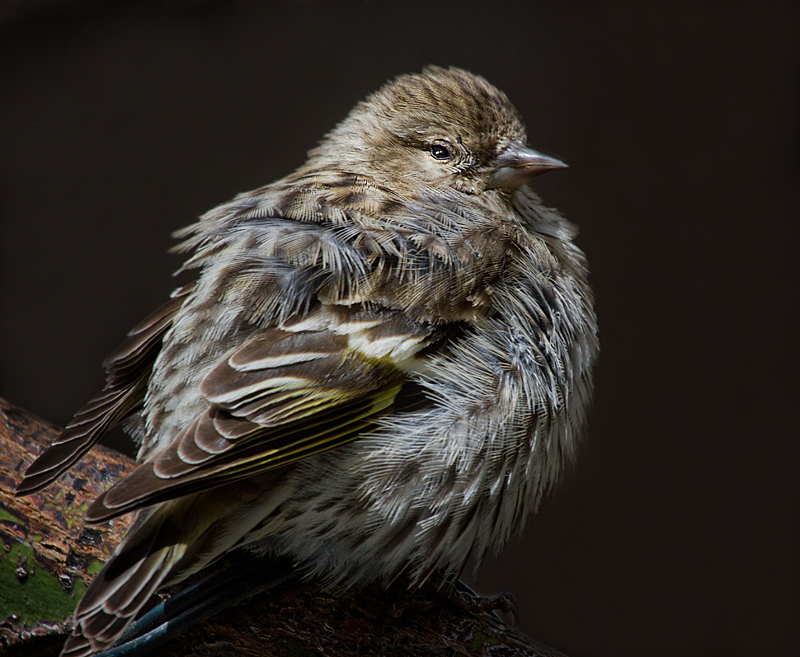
[86, 305, 437, 523]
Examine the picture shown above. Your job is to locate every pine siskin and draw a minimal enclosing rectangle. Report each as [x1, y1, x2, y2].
[16, 66, 598, 656]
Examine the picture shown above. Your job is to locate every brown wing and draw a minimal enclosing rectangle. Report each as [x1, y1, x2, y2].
[15, 284, 195, 496]
[85, 306, 436, 523]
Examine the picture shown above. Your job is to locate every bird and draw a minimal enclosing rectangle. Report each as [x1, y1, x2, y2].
[16, 66, 599, 656]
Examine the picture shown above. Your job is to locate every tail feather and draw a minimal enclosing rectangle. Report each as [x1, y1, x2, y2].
[105, 550, 174, 615]
[61, 510, 188, 657]
[64, 547, 185, 656]
[78, 611, 129, 645]
[61, 481, 274, 656]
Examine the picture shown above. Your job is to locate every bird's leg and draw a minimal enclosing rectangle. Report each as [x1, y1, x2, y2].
[441, 577, 520, 627]
[96, 553, 296, 657]
[459, 587, 520, 627]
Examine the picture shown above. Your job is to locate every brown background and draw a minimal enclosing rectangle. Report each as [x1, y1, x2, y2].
[1, 2, 798, 656]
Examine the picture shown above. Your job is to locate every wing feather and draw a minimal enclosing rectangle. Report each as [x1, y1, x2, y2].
[86, 385, 401, 523]
[15, 285, 194, 497]
[84, 308, 436, 523]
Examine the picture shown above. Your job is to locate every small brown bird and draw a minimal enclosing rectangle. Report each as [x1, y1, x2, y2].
[17, 67, 598, 656]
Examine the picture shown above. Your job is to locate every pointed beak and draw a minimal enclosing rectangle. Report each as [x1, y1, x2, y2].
[486, 143, 567, 190]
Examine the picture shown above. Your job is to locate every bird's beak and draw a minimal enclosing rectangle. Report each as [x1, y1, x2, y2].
[486, 143, 567, 190]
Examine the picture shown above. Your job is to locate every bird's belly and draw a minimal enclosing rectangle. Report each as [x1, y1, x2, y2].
[240, 408, 543, 587]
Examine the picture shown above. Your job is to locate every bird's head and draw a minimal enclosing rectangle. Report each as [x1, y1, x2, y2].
[307, 66, 565, 197]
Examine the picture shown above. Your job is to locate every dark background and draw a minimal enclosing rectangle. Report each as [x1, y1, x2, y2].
[1, 2, 797, 656]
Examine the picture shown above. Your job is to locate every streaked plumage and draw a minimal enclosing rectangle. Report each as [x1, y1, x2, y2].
[17, 67, 598, 656]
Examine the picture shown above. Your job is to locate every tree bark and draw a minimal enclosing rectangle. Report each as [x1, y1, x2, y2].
[0, 397, 568, 657]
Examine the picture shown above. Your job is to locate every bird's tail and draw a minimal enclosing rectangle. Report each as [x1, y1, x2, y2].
[62, 523, 184, 656]
[61, 486, 268, 657]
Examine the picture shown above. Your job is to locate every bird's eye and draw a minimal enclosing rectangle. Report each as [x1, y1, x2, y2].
[429, 142, 452, 160]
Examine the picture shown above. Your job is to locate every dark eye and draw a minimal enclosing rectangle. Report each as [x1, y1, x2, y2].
[429, 142, 452, 160]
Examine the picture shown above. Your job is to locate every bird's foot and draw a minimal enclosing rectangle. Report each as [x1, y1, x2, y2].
[450, 580, 519, 627]
[462, 590, 519, 626]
